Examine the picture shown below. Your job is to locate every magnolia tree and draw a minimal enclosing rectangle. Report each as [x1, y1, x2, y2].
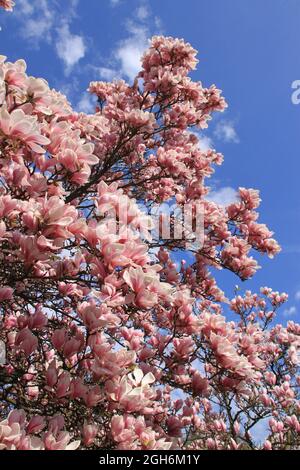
[0, 2, 300, 451]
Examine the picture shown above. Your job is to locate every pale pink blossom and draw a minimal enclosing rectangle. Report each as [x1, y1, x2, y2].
[15, 329, 38, 356]
[82, 421, 98, 447]
[0, 106, 50, 153]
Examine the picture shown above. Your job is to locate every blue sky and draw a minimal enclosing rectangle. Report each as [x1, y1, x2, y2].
[1, 0, 300, 322]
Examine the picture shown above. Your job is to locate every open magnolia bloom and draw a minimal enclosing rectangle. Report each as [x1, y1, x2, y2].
[0, 2, 299, 452]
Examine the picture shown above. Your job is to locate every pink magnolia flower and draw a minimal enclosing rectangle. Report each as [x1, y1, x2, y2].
[52, 328, 68, 350]
[210, 333, 255, 379]
[27, 305, 48, 330]
[269, 418, 284, 433]
[173, 337, 195, 359]
[43, 431, 80, 450]
[0, 419, 23, 450]
[123, 265, 172, 309]
[45, 361, 58, 388]
[63, 337, 82, 358]
[84, 385, 102, 408]
[106, 368, 155, 412]
[110, 415, 172, 450]
[39, 196, 77, 239]
[69, 378, 87, 400]
[56, 371, 71, 399]
[15, 329, 38, 356]
[0, 286, 13, 302]
[0, 106, 50, 153]
[92, 345, 136, 379]
[82, 422, 98, 447]
[0, 410, 44, 450]
[78, 300, 120, 331]
[26, 416, 46, 434]
[263, 440, 272, 451]
[191, 371, 210, 396]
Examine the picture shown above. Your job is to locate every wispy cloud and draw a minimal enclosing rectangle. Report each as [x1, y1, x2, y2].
[198, 135, 214, 151]
[136, 4, 150, 21]
[56, 22, 86, 73]
[95, 67, 119, 81]
[110, 0, 121, 6]
[193, 129, 238, 208]
[114, 23, 149, 81]
[76, 92, 96, 114]
[95, 1, 161, 83]
[281, 244, 300, 254]
[214, 120, 239, 144]
[284, 291, 300, 320]
[207, 186, 238, 207]
[17, 0, 54, 43]
[14, 0, 86, 72]
[283, 306, 297, 317]
[190, 129, 214, 152]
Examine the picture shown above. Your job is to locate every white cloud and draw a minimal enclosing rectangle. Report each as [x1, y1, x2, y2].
[55, 77, 83, 107]
[198, 135, 214, 151]
[17, 0, 54, 42]
[136, 5, 149, 21]
[283, 306, 297, 317]
[58, 80, 79, 101]
[15, 0, 85, 73]
[114, 23, 148, 81]
[18, 0, 34, 15]
[56, 22, 86, 73]
[76, 93, 96, 114]
[97, 66, 119, 81]
[190, 130, 214, 151]
[95, 1, 162, 83]
[207, 186, 238, 207]
[214, 120, 239, 144]
[295, 291, 300, 301]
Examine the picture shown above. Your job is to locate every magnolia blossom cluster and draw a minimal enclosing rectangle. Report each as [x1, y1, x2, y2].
[0, 2, 299, 451]
[0, 410, 79, 450]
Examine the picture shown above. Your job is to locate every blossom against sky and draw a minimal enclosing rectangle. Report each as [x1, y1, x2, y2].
[1, 0, 300, 320]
